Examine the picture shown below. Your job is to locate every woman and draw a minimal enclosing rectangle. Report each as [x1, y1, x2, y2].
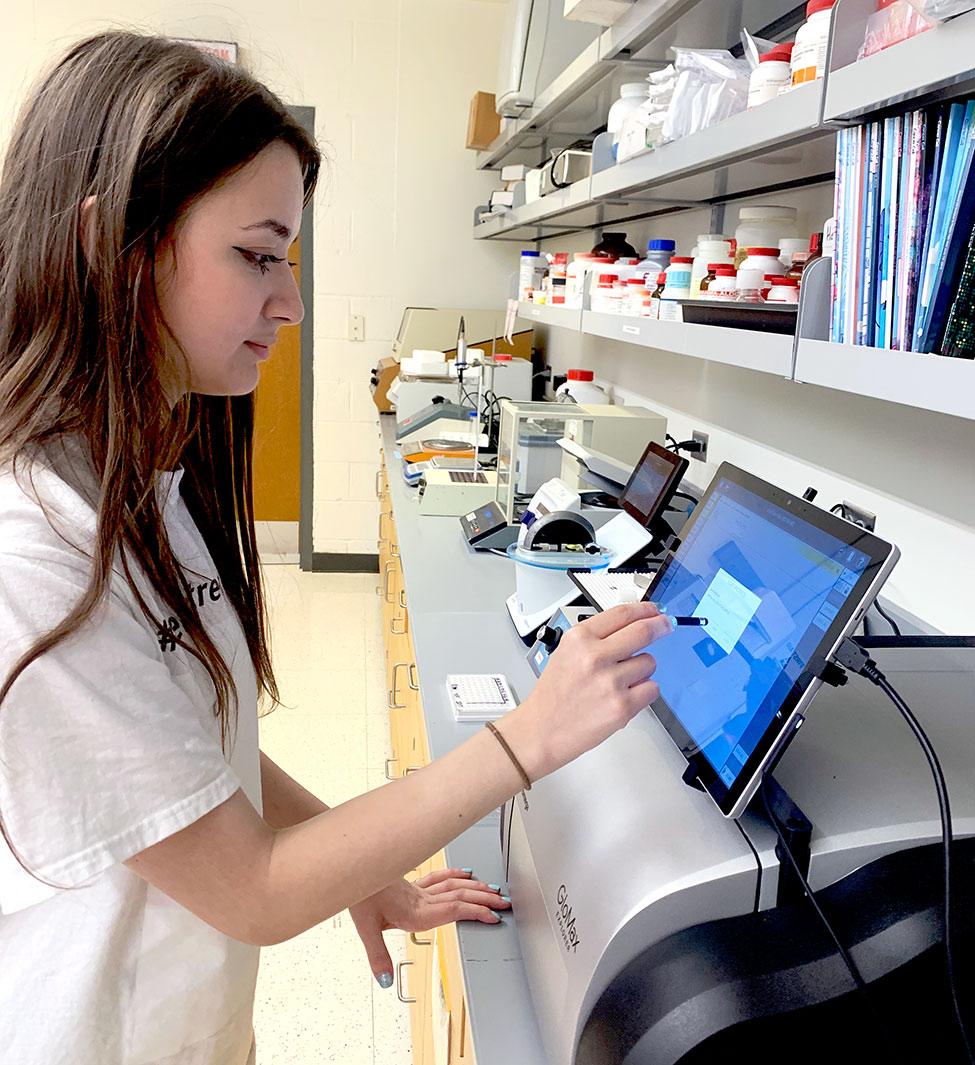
[0, 32, 671, 1065]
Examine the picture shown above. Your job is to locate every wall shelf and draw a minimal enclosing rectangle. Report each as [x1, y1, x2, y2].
[516, 301, 584, 330]
[824, 0, 975, 124]
[516, 298, 795, 378]
[793, 339, 975, 421]
[583, 311, 795, 376]
[474, 84, 833, 243]
[475, 0, 809, 172]
[591, 82, 832, 206]
[475, 43, 647, 172]
[474, 179, 595, 241]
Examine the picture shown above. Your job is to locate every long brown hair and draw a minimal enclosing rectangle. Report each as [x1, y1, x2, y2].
[0, 32, 320, 764]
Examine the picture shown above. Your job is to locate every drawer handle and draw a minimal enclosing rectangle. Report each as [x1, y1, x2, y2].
[383, 561, 396, 603]
[398, 588, 408, 609]
[409, 931, 432, 946]
[390, 614, 408, 635]
[408, 663, 419, 691]
[405, 765, 421, 775]
[375, 469, 382, 497]
[396, 960, 416, 1003]
[388, 662, 409, 709]
[384, 758, 398, 781]
[390, 542, 400, 558]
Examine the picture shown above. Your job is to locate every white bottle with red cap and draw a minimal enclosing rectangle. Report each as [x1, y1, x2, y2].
[747, 43, 794, 108]
[555, 369, 606, 405]
[791, 0, 836, 88]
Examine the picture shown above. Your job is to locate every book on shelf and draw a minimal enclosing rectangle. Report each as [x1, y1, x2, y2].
[832, 96, 975, 360]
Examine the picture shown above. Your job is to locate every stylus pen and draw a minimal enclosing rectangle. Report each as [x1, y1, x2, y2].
[668, 615, 708, 627]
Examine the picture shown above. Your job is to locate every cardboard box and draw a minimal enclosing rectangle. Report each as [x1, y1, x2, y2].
[370, 356, 399, 414]
[466, 92, 501, 151]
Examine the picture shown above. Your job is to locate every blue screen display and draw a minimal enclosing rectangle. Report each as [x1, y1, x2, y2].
[649, 478, 870, 790]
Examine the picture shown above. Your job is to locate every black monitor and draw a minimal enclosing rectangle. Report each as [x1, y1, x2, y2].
[618, 441, 688, 529]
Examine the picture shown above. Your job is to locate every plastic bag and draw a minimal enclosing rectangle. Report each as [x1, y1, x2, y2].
[903, 0, 975, 17]
[860, 0, 935, 56]
[662, 48, 750, 145]
[740, 29, 781, 71]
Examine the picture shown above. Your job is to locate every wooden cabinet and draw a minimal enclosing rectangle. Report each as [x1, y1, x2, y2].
[378, 455, 478, 1065]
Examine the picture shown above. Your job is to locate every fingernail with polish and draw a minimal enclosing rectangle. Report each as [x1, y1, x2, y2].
[488, 883, 502, 892]
[378, 972, 393, 989]
[501, 895, 512, 903]
[665, 614, 678, 631]
[461, 867, 474, 874]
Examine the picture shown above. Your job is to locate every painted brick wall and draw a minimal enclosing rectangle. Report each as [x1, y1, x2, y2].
[1, 0, 512, 556]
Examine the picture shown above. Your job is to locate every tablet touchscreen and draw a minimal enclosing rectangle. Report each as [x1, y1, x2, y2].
[644, 464, 899, 818]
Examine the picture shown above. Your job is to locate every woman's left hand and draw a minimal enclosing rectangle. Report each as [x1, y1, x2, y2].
[349, 868, 511, 987]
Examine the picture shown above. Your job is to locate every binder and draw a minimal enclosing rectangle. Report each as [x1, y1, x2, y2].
[858, 121, 882, 348]
[912, 101, 970, 351]
[877, 115, 903, 349]
[894, 111, 926, 350]
[941, 224, 975, 359]
[913, 106, 946, 351]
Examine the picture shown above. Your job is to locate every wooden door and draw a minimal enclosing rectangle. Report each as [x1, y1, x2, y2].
[252, 235, 302, 521]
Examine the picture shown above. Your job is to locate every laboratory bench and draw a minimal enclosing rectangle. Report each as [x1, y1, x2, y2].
[376, 415, 548, 1065]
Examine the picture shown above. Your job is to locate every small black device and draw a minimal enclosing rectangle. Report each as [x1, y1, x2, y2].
[460, 500, 519, 550]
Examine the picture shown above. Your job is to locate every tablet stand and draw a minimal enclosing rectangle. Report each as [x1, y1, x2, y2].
[681, 765, 813, 907]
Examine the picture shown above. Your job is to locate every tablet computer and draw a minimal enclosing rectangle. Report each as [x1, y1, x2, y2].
[642, 463, 900, 819]
[619, 440, 688, 529]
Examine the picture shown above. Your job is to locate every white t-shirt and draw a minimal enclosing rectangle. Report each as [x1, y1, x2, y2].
[0, 437, 262, 1065]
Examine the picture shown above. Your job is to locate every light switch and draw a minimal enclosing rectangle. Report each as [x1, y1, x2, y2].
[349, 314, 365, 342]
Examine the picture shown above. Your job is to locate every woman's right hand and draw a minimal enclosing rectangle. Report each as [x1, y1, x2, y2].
[502, 601, 674, 784]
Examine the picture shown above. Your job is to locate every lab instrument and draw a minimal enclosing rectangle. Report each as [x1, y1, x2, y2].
[507, 634, 974, 1064]
[418, 469, 499, 517]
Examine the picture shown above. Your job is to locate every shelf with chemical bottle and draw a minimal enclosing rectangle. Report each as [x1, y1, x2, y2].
[475, 0, 728, 173]
[823, 0, 975, 125]
[581, 308, 796, 377]
[476, 40, 647, 172]
[476, 0, 811, 173]
[474, 176, 597, 242]
[589, 80, 834, 211]
[474, 80, 834, 243]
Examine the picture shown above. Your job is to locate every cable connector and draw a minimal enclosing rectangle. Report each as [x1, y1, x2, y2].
[666, 435, 706, 455]
[832, 637, 882, 683]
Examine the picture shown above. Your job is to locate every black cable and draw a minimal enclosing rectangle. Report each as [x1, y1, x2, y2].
[666, 434, 680, 451]
[866, 670, 971, 1063]
[833, 640, 973, 1064]
[830, 503, 845, 515]
[873, 600, 903, 637]
[668, 438, 706, 456]
[671, 490, 698, 506]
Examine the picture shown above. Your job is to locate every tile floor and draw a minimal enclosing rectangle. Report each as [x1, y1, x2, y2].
[253, 561, 412, 1065]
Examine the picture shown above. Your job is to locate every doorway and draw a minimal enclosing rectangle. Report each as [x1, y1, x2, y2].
[251, 105, 315, 569]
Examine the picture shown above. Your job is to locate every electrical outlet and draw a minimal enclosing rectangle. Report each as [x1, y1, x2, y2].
[840, 501, 876, 532]
[348, 314, 365, 342]
[691, 430, 709, 462]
